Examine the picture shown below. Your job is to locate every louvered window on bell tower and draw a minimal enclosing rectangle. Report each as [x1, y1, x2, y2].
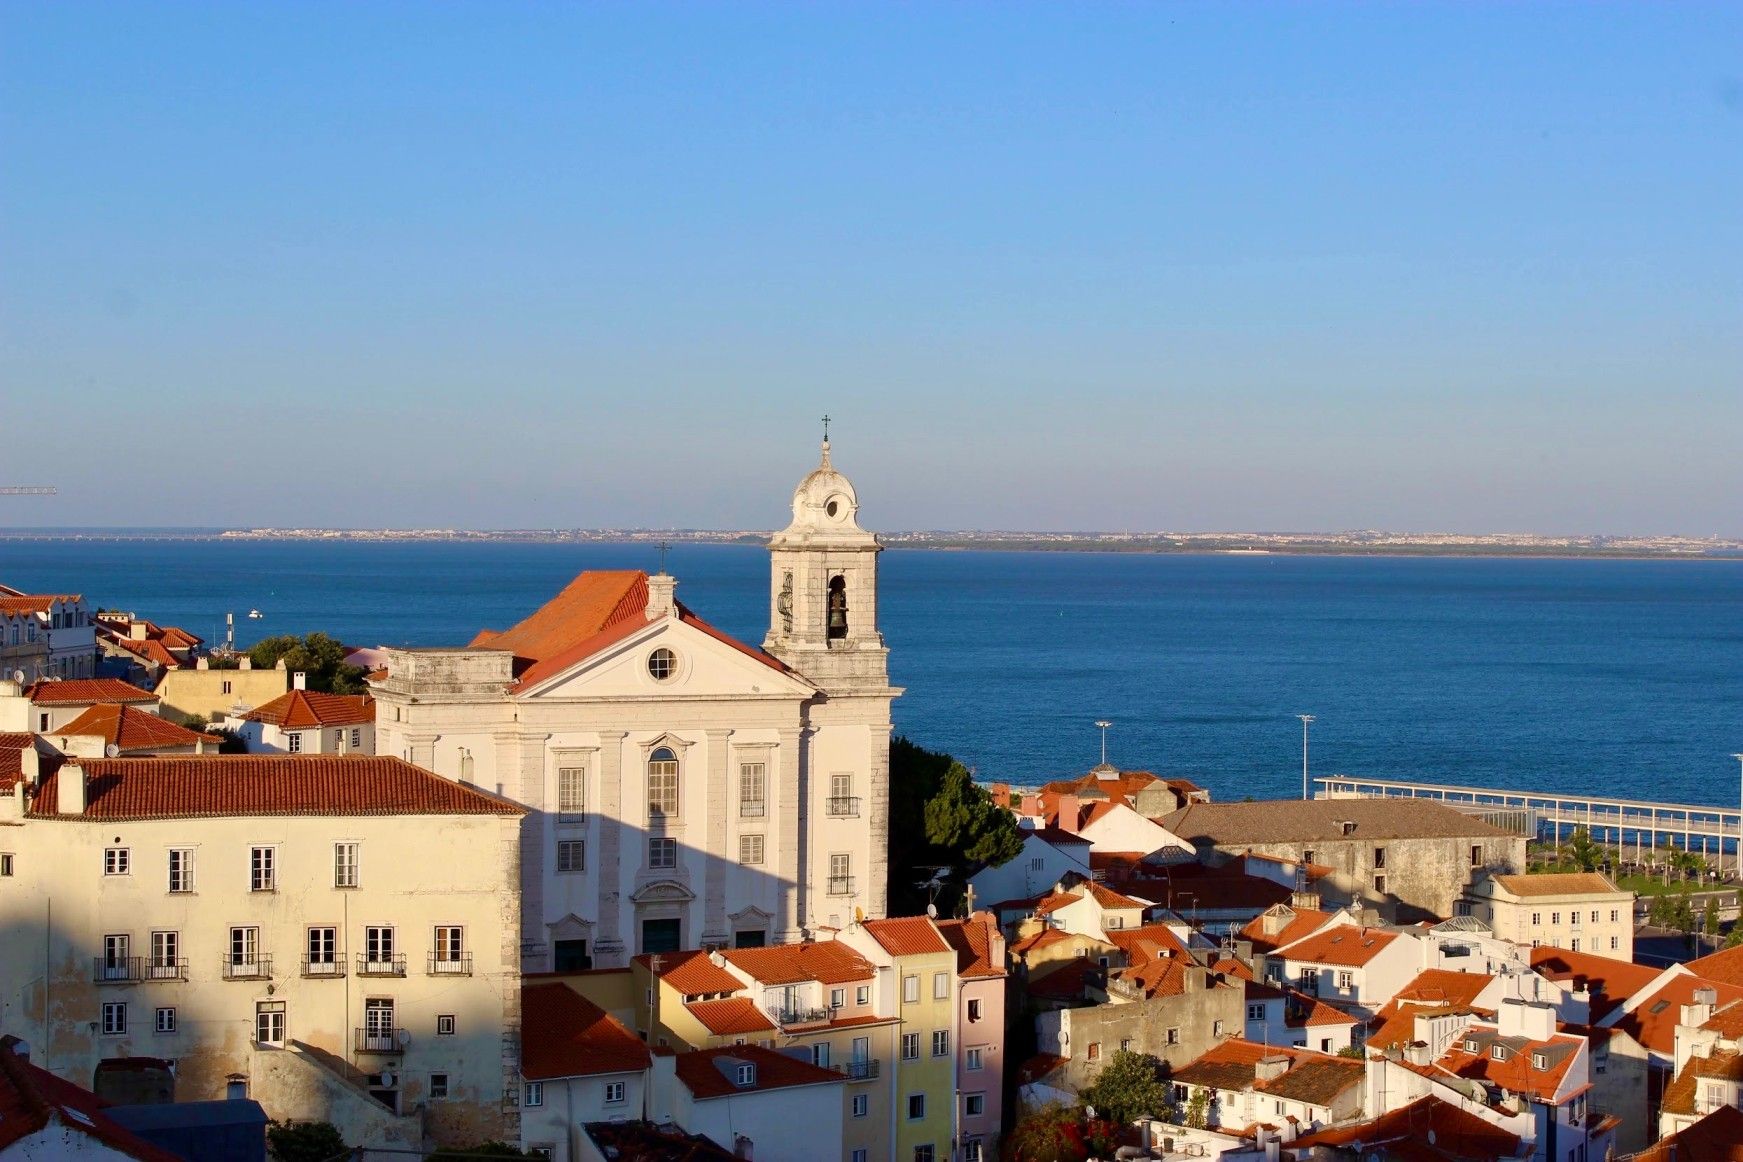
[827, 575, 848, 640]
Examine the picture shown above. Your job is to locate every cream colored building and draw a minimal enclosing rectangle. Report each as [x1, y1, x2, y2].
[0, 754, 524, 1152]
[226, 685, 376, 755]
[1462, 871, 1635, 961]
[372, 440, 901, 969]
[155, 658, 290, 723]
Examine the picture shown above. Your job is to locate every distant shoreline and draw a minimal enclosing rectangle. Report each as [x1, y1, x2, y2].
[1, 528, 1739, 561]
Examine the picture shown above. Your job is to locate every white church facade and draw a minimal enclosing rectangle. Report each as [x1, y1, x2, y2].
[372, 440, 900, 970]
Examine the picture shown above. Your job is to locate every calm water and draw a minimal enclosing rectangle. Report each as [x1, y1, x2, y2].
[3, 539, 1740, 805]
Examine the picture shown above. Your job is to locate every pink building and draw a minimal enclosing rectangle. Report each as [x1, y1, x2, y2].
[938, 912, 1007, 1162]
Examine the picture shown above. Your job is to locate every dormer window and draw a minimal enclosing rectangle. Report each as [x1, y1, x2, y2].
[1340, 821, 1356, 836]
[1464, 1039, 1478, 1053]
[735, 1063, 755, 1088]
[1532, 1053, 1547, 1070]
[1491, 1045, 1507, 1061]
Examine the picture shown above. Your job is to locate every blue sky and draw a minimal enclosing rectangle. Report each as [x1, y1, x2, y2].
[3, 3, 1738, 533]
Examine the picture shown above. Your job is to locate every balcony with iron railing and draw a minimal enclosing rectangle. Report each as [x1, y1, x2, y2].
[144, 959, 187, 982]
[740, 801, 766, 818]
[428, 953, 473, 976]
[93, 957, 142, 984]
[775, 1006, 834, 1029]
[221, 956, 272, 981]
[357, 954, 407, 977]
[826, 796, 861, 818]
[302, 958, 347, 978]
[835, 1058, 881, 1081]
[827, 875, 855, 896]
[354, 1027, 405, 1054]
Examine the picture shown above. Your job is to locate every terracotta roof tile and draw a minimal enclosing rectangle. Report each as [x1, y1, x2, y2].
[639, 949, 744, 996]
[1163, 798, 1511, 843]
[1009, 927, 1075, 956]
[1115, 956, 1192, 998]
[1026, 957, 1102, 1002]
[243, 689, 374, 728]
[722, 940, 874, 986]
[686, 997, 777, 1037]
[521, 982, 652, 1080]
[1239, 906, 1336, 955]
[1291, 1096, 1523, 1158]
[24, 679, 155, 706]
[1488, 872, 1624, 898]
[1688, 943, 1743, 988]
[1529, 946, 1663, 1021]
[859, 916, 950, 957]
[55, 704, 218, 752]
[1438, 1030, 1584, 1102]
[0, 594, 80, 614]
[1614, 974, 1743, 1055]
[674, 1045, 843, 1099]
[0, 733, 34, 791]
[1274, 926, 1399, 968]
[111, 637, 181, 669]
[29, 756, 524, 820]
[1105, 924, 1191, 964]
[936, 914, 1005, 979]
[1627, 1104, 1743, 1161]
[1370, 969, 1497, 1036]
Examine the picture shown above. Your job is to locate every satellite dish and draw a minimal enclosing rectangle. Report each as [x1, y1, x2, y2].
[9, 670, 23, 684]
[926, 902, 938, 919]
[377, 1069, 395, 1088]
[104, 743, 121, 758]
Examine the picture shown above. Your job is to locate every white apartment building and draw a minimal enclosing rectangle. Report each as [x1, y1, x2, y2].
[226, 685, 376, 755]
[0, 754, 524, 1151]
[1462, 871, 1635, 961]
[0, 590, 97, 682]
[373, 440, 901, 970]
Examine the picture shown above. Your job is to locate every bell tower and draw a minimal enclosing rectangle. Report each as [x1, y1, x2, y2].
[763, 426, 889, 693]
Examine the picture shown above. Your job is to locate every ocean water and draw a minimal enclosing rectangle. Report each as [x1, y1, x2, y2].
[2, 539, 1739, 806]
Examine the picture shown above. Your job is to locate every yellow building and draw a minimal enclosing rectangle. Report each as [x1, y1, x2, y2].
[155, 658, 289, 722]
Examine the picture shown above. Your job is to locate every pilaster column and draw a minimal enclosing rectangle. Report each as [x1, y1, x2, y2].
[703, 729, 733, 945]
[401, 732, 439, 772]
[776, 726, 805, 942]
[868, 721, 893, 919]
[517, 732, 551, 956]
[595, 730, 628, 963]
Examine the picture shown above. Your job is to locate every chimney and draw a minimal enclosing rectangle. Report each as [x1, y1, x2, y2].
[240, 657, 253, 670]
[18, 746, 38, 788]
[129, 621, 147, 640]
[646, 573, 678, 620]
[1683, 994, 1716, 1029]
[57, 762, 86, 815]
[1262, 907, 1292, 938]
[1020, 793, 1041, 819]
[1056, 793, 1081, 834]
[195, 657, 209, 670]
[292, 672, 307, 691]
[1254, 1055, 1290, 1082]
[1403, 1041, 1431, 1066]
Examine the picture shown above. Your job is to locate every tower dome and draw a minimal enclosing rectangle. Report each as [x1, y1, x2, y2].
[779, 439, 865, 539]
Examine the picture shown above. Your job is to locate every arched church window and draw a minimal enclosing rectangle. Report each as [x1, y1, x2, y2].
[827, 575, 848, 640]
[648, 746, 679, 817]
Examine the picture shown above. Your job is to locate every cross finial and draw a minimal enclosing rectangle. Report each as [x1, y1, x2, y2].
[657, 540, 670, 575]
[821, 414, 831, 443]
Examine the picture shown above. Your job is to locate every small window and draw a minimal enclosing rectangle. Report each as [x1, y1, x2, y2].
[437, 1015, 456, 1035]
[102, 1002, 126, 1035]
[964, 1092, 985, 1117]
[1552, 912, 1561, 925]
[739, 834, 765, 865]
[1213, 1020, 1226, 1037]
[907, 1093, 926, 1120]
[1532, 912, 1542, 925]
[557, 839, 586, 872]
[901, 1032, 919, 1060]
[1470, 845, 1483, 867]
[649, 837, 677, 869]
[1086, 1041, 1101, 1062]
[966, 1047, 983, 1071]
[932, 1030, 950, 1057]
[647, 648, 677, 681]
[1373, 874, 1386, 894]
[1166, 1027, 1179, 1045]
[155, 1007, 177, 1033]
[287, 732, 302, 753]
[605, 1081, 625, 1104]
[1492, 1045, 1507, 1060]
[557, 766, 586, 815]
[0, 852, 11, 877]
[334, 842, 360, 888]
[350, 728, 361, 748]
[933, 972, 950, 1000]
[1373, 846, 1385, 869]
[831, 988, 846, 1009]
[1532, 1053, 1547, 1070]
[221, 680, 233, 695]
[967, 998, 982, 1022]
[903, 974, 919, 1003]
[1337, 971, 1354, 990]
[429, 1073, 449, 1100]
[734, 1063, 755, 1087]
[1030, 857, 1045, 871]
[1248, 1003, 1266, 1021]
[856, 985, 870, 1005]
[739, 763, 766, 816]
[852, 1093, 868, 1118]
[523, 1082, 544, 1107]
[255, 1001, 285, 1047]
[167, 848, 195, 893]
[250, 846, 276, 892]
[104, 847, 130, 875]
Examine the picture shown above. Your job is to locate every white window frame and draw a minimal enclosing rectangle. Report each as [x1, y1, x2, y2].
[933, 971, 950, 999]
[739, 762, 766, 816]
[557, 766, 586, 815]
[649, 837, 677, 869]
[155, 1006, 177, 1034]
[167, 848, 195, 893]
[523, 1081, 544, 1107]
[104, 847, 130, 876]
[932, 1029, 949, 1057]
[852, 1093, 868, 1118]
[250, 846, 277, 892]
[557, 839, 586, 873]
[966, 1046, 983, 1071]
[739, 834, 765, 865]
[101, 1002, 127, 1035]
[334, 842, 360, 888]
[604, 1080, 625, 1104]
[903, 974, 919, 1003]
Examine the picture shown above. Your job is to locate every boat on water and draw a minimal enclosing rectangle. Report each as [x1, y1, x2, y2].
[247, 609, 263, 619]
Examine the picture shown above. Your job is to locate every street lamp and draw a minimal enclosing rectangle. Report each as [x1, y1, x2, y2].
[1095, 720, 1113, 769]
[1733, 754, 1743, 879]
[1297, 715, 1316, 801]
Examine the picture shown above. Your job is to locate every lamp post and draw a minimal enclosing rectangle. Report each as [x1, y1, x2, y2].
[1297, 715, 1316, 801]
[1733, 754, 1743, 880]
[1095, 720, 1112, 769]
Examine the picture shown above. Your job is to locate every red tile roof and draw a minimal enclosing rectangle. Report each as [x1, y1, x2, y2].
[24, 678, 155, 706]
[520, 982, 653, 1080]
[640, 949, 743, 996]
[936, 914, 1005, 979]
[1529, 946, 1664, 1021]
[860, 916, 951, 957]
[1369, 970, 1497, 1044]
[1115, 956, 1193, 998]
[674, 1045, 843, 1099]
[1290, 1096, 1523, 1159]
[1026, 957, 1102, 1002]
[471, 570, 793, 694]
[1105, 923, 1192, 964]
[0, 594, 80, 614]
[1009, 927, 1075, 957]
[1688, 944, 1743, 988]
[54, 704, 219, 752]
[1288, 991, 1360, 1029]
[1660, 1046, 1743, 1117]
[111, 637, 181, 669]
[722, 940, 874, 986]
[1239, 906, 1336, 954]
[686, 997, 777, 1037]
[0, 733, 34, 791]
[0, 1038, 180, 1160]
[29, 756, 524, 820]
[243, 689, 374, 728]
[1614, 973, 1743, 1055]
[1438, 1029, 1584, 1102]
[1275, 926, 1399, 968]
[1627, 1103, 1743, 1161]
[686, 996, 777, 1038]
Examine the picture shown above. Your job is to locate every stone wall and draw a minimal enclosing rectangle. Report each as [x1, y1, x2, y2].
[1035, 969, 1245, 1094]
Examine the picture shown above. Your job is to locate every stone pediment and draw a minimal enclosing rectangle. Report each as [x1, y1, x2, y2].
[630, 879, 696, 905]
[520, 616, 813, 702]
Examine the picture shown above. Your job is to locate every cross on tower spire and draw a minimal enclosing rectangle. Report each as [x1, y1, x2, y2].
[657, 540, 671, 575]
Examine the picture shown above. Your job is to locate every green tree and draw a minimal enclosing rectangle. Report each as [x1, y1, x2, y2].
[1559, 827, 1605, 873]
[246, 632, 367, 694]
[1704, 896, 1722, 946]
[1079, 1050, 1171, 1126]
[265, 1120, 345, 1162]
[1184, 1088, 1211, 1130]
[1001, 1103, 1090, 1162]
[924, 761, 1025, 867]
[887, 737, 1023, 915]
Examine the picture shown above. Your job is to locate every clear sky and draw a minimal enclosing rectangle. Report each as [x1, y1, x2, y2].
[3, 3, 1738, 534]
